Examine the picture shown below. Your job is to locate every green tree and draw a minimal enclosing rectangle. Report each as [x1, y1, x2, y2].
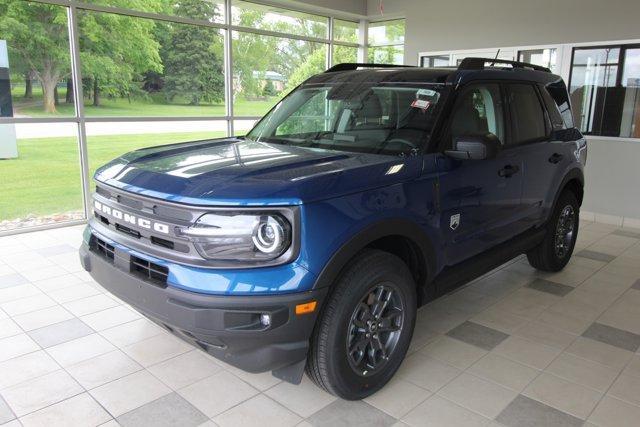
[0, 0, 70, 113]
[262, 79, 277, 96]
[78, 7, 162, 107]
[232, 10, 279, 100]
[284, 46, 326, 92]
[162, 0, 224, 105]
[233, 10, 325, 100]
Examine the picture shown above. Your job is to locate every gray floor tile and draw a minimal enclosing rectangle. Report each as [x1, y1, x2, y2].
[27, 317, 94, 348]
[582, 322, 640, 352]
[34, 244, 77, 258]
[0, 273, 28, 289]
[0, 395, 15, 424]
[496, 395, 583, 427]
[116, 393, 208, 427]
[631, 279, 640, 291]
[576, 250, 616, 263]
[526, 279, 574, 296]
[306, 400, 397, 427]
[612, 229, 640, 239]
[446, 321, 509, 351]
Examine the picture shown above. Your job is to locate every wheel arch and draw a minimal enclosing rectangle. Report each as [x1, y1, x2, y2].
[553, 167, 585, 208]
[312, 219, 437, 305]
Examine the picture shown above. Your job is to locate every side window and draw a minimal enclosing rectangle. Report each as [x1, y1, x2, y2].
[539, 85, 565, 131]
[508, 84, 548, 144]
[449, 84, 505, 146]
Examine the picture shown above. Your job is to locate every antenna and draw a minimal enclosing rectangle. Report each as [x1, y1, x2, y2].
[489, 49, 501, 66]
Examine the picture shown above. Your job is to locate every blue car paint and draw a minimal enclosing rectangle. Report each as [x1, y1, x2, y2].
[91, 139, 442, 295]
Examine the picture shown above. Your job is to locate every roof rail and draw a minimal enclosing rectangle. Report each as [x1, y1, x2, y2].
[325, 63, 415, 73]
[458, 57, 551, 73]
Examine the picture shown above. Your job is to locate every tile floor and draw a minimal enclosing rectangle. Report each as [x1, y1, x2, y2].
[0, 220, 640, 427]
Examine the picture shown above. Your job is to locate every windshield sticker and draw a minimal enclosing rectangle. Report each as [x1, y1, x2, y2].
[411, 99, 431, 111]
[416, 88, 437, 97]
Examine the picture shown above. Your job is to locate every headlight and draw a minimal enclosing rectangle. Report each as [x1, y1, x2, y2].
[176, 212, 292, 262]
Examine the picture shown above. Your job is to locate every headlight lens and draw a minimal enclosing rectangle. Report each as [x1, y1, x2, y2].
[176, 212, 292, 261]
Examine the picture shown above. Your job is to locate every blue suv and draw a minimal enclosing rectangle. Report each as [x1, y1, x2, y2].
[79, 58, 587, 399]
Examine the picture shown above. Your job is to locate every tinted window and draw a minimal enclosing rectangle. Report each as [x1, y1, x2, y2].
[449, 84, 505, 145]
[508, 84, 547, 144]
[546, 81, 575, 129]
[539, 85, 565, 131]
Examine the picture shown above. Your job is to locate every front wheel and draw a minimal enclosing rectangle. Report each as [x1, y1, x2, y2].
[306, 249, 417, 400]
[527, 190, 580, 272]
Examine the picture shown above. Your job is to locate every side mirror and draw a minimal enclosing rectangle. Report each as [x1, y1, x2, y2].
[444, 133, 501, 160]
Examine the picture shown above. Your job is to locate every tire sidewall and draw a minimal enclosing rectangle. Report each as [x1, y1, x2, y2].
[323, 253, 416, 399]
[546, 191, 580, 269]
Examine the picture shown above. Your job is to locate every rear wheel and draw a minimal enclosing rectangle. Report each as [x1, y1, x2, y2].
[527, 190, 579, 272]
[306, 249, 417, 399]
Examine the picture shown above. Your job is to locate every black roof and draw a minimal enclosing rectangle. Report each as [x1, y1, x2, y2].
[306, 59, 563, 86]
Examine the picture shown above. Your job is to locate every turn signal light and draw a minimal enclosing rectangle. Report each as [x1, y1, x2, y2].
[295, 301, 317, 315]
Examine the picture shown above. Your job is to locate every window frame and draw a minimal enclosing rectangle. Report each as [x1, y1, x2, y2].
[367, 18, 406, 65]
[567, 43, 640, 138]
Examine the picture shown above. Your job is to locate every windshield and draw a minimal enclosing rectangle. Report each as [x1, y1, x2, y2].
[246, 82, 447, 155]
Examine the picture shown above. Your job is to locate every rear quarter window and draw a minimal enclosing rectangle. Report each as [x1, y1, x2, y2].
[539, 85, 566, 131]
[545, 81, 575, 129]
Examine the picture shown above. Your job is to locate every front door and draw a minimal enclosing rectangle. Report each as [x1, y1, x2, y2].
[435, 82, 527, 266]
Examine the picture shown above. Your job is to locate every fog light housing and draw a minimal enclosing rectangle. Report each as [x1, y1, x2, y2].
[260, 313, 271, 327]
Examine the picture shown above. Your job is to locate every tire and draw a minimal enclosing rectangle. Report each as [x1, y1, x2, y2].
[527, 190, 580, 272]
[306, 249, 417, 400]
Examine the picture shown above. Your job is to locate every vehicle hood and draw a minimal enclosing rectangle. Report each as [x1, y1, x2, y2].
[94, 138, 421, 206]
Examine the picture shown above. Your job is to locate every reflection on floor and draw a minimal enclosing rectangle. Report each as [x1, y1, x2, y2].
[0, 220, 639, 426]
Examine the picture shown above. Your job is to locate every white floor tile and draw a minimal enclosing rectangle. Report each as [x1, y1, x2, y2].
[89, 370, 171, 417]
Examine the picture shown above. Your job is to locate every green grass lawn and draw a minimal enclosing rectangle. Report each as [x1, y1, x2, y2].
[0, 131, 225, 221]
[11, 87, 278, 117]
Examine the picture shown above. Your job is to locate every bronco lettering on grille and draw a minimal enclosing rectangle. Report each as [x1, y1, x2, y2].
[94, 200, 170, 234]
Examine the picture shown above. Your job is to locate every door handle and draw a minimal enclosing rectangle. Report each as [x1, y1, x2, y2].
[498, 164, 520, 178]
[548, 153, 564, 164]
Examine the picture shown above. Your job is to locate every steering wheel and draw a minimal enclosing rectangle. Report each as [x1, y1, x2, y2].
[379, 138, 416, 152]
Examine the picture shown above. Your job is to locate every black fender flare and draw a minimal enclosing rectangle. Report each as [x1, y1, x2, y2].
[312, 218, 437, 293]
[551, 167, 585, 210]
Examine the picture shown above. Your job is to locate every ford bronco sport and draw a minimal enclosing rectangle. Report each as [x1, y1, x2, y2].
[80, 58, 587, 400]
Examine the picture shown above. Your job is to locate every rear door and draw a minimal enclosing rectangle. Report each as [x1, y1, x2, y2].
[435, 82, 527, 266]
[504, 83, 559, 228]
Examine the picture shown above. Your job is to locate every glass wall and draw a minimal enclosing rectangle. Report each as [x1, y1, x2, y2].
[518, 48, 557, 73]
[569, 44, 640, 138]
[78, 10, 226, 117]
[1, 123, 84, 231]
[81, 0, 226, 23]
[367, 19, 405, 64]
[0, 0, 389, 233]
[231, 0, 327, 38]
[1, 1, 74, 117]
[232, 31, 327, 116]
[420, 55, 450, 68]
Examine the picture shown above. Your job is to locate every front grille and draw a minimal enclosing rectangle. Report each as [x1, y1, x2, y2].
[90, 236, 115, 263]
[115, 223, 141, 239]
[130, 255, 168, 287]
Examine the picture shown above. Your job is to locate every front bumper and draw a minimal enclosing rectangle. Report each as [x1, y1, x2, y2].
[79, 236, 327, 378]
